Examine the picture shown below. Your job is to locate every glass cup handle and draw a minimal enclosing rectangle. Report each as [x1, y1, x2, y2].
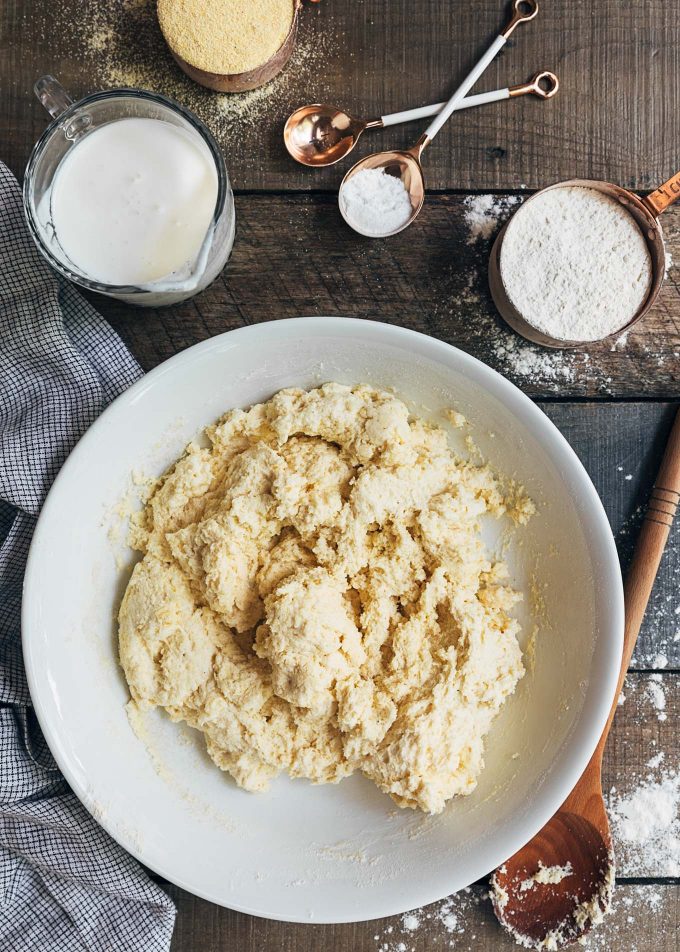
[34, 75, 74, 119]
[34, 75, 91, 140]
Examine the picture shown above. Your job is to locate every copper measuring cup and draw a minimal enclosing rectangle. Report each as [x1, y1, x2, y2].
[489, 171, 680, 348]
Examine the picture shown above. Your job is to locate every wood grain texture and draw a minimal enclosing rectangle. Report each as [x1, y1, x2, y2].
[615, 408, 680, 691]
[607, 673, 678, 878]
[544, 402, 680, 669]
[167, 884, 680, 951]
[4, 0, 680, 192]
[94, 194, 680, 400]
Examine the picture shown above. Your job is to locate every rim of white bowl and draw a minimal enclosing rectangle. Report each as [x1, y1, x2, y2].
[22, 316, 624, 922]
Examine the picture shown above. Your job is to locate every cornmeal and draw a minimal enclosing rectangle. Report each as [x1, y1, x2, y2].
[157, 0, 295, 75]
[119, 384, 533, 814]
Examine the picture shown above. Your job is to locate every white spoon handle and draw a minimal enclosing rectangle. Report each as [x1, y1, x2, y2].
[422, 0, 539, 143]
[424, 33, 506, 141]
[380, 87, 509, 127]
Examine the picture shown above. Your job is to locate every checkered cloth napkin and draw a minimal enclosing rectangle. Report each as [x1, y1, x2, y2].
[0, 162, 176, 949]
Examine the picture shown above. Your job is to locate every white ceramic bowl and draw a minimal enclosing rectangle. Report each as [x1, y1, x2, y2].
[23, 317, 623, 923]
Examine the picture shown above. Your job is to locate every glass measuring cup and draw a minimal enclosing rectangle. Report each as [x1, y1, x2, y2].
[489, 172, 680, 347]
[23, 76, 235, 306]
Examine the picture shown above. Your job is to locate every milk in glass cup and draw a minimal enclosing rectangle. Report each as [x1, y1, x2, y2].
[23, 76, 235, 306]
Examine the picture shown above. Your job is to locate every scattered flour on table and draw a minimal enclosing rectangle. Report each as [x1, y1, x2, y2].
[499, 186, 652, 342]
[401, 913, 421, 932]
[610, 330, 630, 351]
[575, 885, 665, 952]
[608, 768, 680, 876]
[373, 888, 484, 951]
[484, 321, 629, 397]
[463, 194, 521, 244]
[604, 677, 678, 878]
[490, 333, 580, 385]
[646, 674, 668, 721]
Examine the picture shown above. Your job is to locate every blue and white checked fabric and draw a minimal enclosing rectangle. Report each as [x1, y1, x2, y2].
[0, 162, 176, 951]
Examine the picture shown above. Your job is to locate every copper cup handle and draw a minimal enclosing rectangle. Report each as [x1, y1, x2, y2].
[642, 170, 680, 218]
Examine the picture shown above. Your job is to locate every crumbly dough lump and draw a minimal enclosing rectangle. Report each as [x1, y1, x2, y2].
[119, 384, 533, 813]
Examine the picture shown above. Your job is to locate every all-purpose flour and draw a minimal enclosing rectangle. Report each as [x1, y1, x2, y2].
[499, 186, 652, 342]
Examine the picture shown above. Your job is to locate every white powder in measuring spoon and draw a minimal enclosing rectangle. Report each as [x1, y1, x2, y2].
[499, 186, 652, 342]
[340, 167, 413, 237]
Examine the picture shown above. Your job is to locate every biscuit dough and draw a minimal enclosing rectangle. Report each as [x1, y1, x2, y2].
[119, 384, 533, 813]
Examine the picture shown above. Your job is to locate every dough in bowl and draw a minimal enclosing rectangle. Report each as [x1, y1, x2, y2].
[119, 384, 534, 814]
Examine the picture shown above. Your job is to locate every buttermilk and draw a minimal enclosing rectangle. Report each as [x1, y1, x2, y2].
[48, 117, 218, 286]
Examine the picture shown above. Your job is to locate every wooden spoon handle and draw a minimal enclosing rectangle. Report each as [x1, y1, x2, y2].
[598, 406, 680, 756]
[562, 408, 680, 817]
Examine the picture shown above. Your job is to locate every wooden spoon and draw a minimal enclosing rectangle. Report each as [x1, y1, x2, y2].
[491, 407, 680, 949]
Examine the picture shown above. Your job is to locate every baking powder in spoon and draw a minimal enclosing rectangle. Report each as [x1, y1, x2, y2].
[339, 167, 412, 237]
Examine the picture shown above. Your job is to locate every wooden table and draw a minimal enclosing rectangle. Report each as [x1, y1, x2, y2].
[2, 1, 678, 949]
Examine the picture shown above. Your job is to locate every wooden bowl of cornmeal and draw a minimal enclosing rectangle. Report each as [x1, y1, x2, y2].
[158, 0, 303, 92]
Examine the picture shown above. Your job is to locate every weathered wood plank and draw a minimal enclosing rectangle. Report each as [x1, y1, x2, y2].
[91, 194, 680, 400]
[4, 0, 680, 193]
[167, 883, 679, 951]
[606, 673, 678, 878]
[542, 403, 679, 669]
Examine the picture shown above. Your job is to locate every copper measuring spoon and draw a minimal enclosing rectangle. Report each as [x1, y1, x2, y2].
[490, 408, 680, 949]
[489, 171, 680, 347]
[339, 0, 539, 237]
[284, 71, 558, 167]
